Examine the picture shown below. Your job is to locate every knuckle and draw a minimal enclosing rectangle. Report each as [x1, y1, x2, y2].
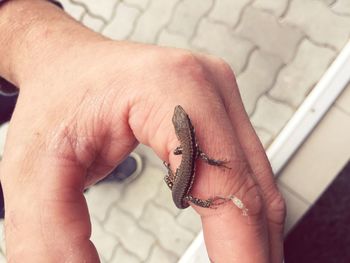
[215, 58, 236, 81]
[268, 189, 287, 225]
[169, 51, 200, 69]
[206, 57, 236, 83]
[161, 50, 208, 84]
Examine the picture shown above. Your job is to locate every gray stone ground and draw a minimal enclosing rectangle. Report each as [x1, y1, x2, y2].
[0, 0, 349, 262]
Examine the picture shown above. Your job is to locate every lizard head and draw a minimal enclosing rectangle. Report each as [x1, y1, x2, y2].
[172, 105, 190, 133]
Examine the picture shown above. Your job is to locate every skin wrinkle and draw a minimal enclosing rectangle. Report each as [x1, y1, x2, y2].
[50, 126, 103, 188]
[127, 86, 162, 145]
[76, 89, 138, 184]
[146, 103, 173, 157]
[49, 121, 81, 165]
[50, 92, 109, 171]
[39, 168, 91, 261]
[102, 89, 136, 144]
[193, 159, 254, 217]
[16, 137, 45, 184]
[44, 86, 93, 158]
[203, 161, 265, 225]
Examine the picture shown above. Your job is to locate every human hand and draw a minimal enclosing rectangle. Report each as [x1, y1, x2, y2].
[0, 1, 285, 262]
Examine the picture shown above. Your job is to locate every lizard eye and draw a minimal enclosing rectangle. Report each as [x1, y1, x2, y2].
[168, 182, 173, 187]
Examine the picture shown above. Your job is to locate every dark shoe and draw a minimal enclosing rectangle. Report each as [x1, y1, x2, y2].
[0, 92, 18, 125]
[101, 152, 143, 184]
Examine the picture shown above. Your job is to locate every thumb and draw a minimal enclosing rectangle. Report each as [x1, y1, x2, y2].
[0, 144, 99, 262]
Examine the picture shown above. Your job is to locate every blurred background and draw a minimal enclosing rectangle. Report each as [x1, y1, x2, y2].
[0, 0, 349, 262]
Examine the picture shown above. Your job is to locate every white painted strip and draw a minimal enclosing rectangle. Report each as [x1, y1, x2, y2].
[267, 40, 350, 174]
[179, 40, 350, 263]
[178, 232, 209, 263]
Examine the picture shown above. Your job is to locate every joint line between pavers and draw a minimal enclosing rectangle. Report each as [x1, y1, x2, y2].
[99, 1, 121, 32]
[278, 181, 311, 205]
[232, 0, 255, 30]
[188, 0, 216, 43]
[70, 0, 109, 23]
[126, 0, 153, 40]
[154, 0, 183, 44]
[279, 0, 292, 18]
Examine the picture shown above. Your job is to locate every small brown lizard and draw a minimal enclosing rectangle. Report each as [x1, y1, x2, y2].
[164, 105, 229, 209]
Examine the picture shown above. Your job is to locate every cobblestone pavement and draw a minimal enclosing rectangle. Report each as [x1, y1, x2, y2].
[0, 0, 350, 262]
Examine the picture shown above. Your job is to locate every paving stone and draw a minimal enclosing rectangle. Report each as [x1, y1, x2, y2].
[250, 96, 294, 135]
[192, 18, 254, 74]
[91, 216, 119, 262]
[318, 0, 337, 6]
[237, 49, 283, 115]
[84, 182, 123, 222]
[278, 107, 350, 204]
[140, 203, 194, 256]
[124, 0, 150, 10]
[254, 127, 273, 149]
[153, 182, 181, 216]
[209, 0, 251, 27]
[73, 0, 118, 20]
[0, 123, 9, 158]
[130, 0, 178, 43]
[236, 6, 304, 63]
[110, 246, 140, 263]
[81, 13, 105, 32]
[118, 165, 164, 219]
[335, 82, 350, 115]
[332, 0, 350, 15]
[284, 0, 350, 50]
[176, 208, 201, 234]
[276, 182, 310, 234]
[146, 245, 178, 263]
[60, 0, 85, 21]
[252, 0, 288, 17]
[102, 2, 140, 40]
[105, 207, 155, 261]
[157, 30, 192, 49]
[269, 39, 335, 107]
[167, 0, 213, 38]
[134, 145, 163, 169]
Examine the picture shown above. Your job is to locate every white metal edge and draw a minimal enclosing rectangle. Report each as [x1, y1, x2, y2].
[178, 232, 208, 263]
[179, 40, 350, 263]
[267, 40, 350, 173]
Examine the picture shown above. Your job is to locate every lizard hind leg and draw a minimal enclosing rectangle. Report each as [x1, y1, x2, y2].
[185, 195, 230, 209]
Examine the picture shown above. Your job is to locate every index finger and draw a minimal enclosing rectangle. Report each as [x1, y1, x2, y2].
[163, 99, 270, 262]
[0, 122, 99, 262]
[195, 54, 286, 262]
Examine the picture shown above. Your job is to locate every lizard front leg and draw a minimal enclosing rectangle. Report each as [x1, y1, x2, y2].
[173, 146, 183, 155]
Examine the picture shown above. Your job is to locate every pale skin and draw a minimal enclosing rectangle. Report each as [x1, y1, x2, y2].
[0, 0, 286, 262]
